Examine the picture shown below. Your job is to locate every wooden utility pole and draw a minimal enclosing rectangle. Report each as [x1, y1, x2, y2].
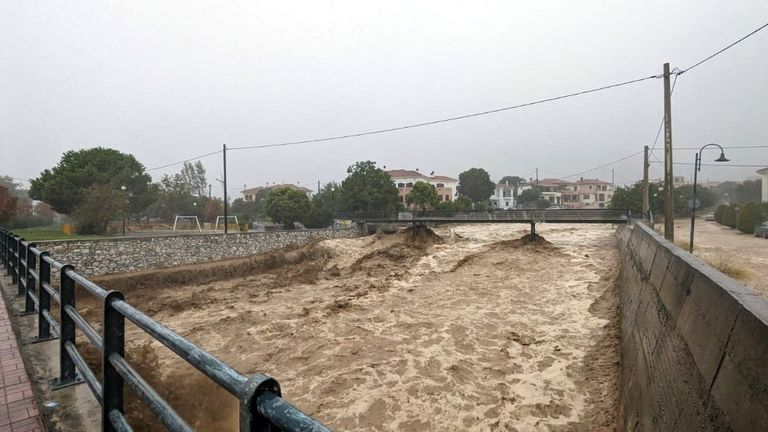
[642, 145, 649, 219]
[663, 63, 674, 241]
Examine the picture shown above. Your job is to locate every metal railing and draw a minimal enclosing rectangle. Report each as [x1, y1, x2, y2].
[347, 208, 633, 223]
[0, 227, 330, 432]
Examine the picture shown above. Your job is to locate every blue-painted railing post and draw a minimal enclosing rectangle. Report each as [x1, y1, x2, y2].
[239, 374, 282, 432]
[11, 235, 19, 283]
[102, 291, 125, 432]
[36, 252, 54, 341]
[17, 238, 26, 296]
[23, 243, 37, 314]
[51, 265, 79, 389]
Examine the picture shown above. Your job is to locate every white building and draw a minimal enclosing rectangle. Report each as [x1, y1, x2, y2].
[490, 182, 531, 209]
[386, 170, 458, 206]
[758, 167, 768, 202]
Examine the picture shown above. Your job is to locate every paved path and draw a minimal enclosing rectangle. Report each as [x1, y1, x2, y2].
[0, 283, 43, 432]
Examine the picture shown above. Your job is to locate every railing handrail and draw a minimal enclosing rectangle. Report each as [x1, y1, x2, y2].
[0, 226, 330, 432]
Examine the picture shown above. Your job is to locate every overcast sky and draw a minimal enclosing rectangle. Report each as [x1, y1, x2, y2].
[2, 1, 767, 197]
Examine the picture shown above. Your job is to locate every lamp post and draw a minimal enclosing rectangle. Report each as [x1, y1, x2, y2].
[689, 143, 729, 252]
[331, 186, 336, 232]
[120, 185, 127, 236]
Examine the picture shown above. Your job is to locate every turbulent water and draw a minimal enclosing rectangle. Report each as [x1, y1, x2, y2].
[87, 223, 620, 431]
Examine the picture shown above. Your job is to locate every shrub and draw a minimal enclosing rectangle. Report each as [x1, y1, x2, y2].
[714, 204, 727, 224]
[737, 202, 763, 234]
[722, 204, 739, 228]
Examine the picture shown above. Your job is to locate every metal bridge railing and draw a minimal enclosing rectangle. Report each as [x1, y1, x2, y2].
[0, 227, 330, 432]
[346, 208, 632, 223]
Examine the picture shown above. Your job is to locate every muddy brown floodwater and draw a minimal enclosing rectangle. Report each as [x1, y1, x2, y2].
[81, 223, 620, 431]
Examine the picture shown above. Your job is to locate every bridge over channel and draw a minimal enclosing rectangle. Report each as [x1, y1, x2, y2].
[349, 208, 633, 238]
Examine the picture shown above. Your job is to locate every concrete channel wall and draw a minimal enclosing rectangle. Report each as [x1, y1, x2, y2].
[617, 222, 768, 431]
[34, 228, 359, 276]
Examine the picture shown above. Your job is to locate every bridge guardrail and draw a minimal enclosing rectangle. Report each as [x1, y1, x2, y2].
[0, 226, 330, 432]
[348, 208, 632, 223]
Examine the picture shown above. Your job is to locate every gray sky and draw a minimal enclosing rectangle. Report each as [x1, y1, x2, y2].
[2, 1, 767, 198]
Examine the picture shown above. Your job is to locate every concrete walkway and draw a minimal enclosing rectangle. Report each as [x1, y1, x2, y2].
[0, 283, 43, 432]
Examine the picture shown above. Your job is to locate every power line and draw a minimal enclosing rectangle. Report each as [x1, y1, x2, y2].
[650, 161, 767, 168]
[228, 74, 661, 152]
[146, 150, 223, 172]
[674, 145, 768, 150]
[562, 150, 644, 179]
[681, 21, 768, 74]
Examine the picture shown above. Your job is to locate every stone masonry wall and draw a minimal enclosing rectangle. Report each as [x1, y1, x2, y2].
[35, 228, 359, 276]
[616, 222, 768, 431]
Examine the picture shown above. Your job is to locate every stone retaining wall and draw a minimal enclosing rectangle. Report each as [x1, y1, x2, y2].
[617, 222, 768, 431]
[35, 228, 359, 276]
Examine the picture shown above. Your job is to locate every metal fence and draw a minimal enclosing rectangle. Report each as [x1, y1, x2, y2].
[346, 208, 632, 223]
[0, 227, 330, 432]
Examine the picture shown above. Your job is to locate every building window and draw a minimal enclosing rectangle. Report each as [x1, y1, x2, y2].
[599, 193, 605, 201]
[438, 195, 443, 201]
[245, 194, 252, 201]
[583, 194, 590, 200]
[406, 182, 413, 187]
[436, 183, 444, 188]
[445, 195, 450, 201]
[400, 196, 405, 203]
[397, 183, 405, 188]
[589, 185, 592, 190]
[503, 190, 511, 197]
[599, 203, 605, 208]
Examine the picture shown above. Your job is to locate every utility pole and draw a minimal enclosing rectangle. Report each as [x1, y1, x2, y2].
[535, 168, 539, 187]
[642, 145, 649, 219]
[208, 184, 212, 199]
[663, 63, 674, 241]
[611, 168, 615, 186]
[223, 144, 228, 234]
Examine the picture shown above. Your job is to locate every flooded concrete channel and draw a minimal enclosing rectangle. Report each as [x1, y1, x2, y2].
[28, 224, 621, 431]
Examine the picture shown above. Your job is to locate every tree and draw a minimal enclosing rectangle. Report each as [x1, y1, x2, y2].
[723, 204, 739, 228]
[405, 181, 439, 211]
[265, 188, 311, 228]
[73, 185, 129, 234]
[609, 181, 663, 216]
[737, 202, 763, 234]
[499, 176, 527, 200]
[340, 161, 400, 212]
[313, 182, 342, 212]
[517, 188, 543, 208]
[303, 201, 334, 228]
[177, 161, 208, 199]
[674, 185, 717, 216]
[230, 197, 266, 223]
[453, 195, 473, 210]
[457, 168, 495, 205]
[29, 147, 154, 215]
[714, 204, 727, 224]
[0, 186, 17, 223]
[203, 198, 223, 223]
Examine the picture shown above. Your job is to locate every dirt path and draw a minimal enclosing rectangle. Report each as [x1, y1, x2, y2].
[672, 219, 768, 297]
[87, 223, 620, 431]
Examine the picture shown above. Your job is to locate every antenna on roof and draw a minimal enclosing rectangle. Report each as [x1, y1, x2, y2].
[430, 171, 435, 176]
[416, 168, 419, 172]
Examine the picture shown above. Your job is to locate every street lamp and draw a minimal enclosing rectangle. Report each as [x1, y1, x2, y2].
[689, 143, 729, 252]
[120, 185, 127, 236]
[331, 186, 336, 231]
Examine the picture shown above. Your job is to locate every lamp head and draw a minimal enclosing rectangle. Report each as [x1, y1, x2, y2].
[715, 151, 729, 162]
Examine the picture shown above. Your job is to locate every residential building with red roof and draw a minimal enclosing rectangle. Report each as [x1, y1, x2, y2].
[386, 169, 458, 205]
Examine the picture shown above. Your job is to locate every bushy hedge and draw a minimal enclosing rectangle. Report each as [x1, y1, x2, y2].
[737, 202, 764, 234]
[723, 204, 739, 228]
[714, 204, 727, 224]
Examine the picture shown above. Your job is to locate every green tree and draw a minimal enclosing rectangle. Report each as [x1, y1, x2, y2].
[453, 195, 473, 210]
[737, 202, 763, 234]
[230, 197, 266, 223]
[73, 184, 129, 234]
[723, 204, 739, 228]
[517, 188, 542, 208]
[457, 168, 495, 205]
[0, 186, 17, 223]
[29, 147, 154, 215]
[674, 185, 717, 216]
[405, 181, 439, 211]
[313, 182, 342, 212]
[340, 161, 400, 212]
[177, 161, 208, 199]
[303, 201, 334, 228]
[609, 181, 663, 216]
[265, 187, 311, 228]
[714, 204, 727, 224]
[499, 175, 527, 200]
